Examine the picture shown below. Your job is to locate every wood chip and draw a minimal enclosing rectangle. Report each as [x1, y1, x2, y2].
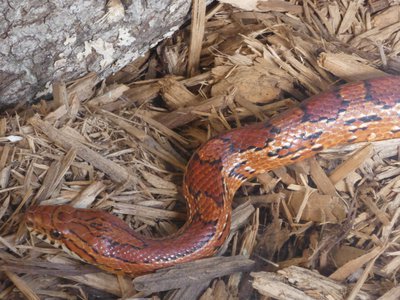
[187, 0, 206, 76]
[318, 52, 387, 81]
[3, 2, 400, 299]
[133, 256, 254, 294]
[251, 266, 371, 300]
[29, 115, 135, 187]
[329, 144, 374, 185]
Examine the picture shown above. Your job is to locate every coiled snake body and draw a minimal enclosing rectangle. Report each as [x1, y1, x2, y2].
[25, 76, 400, 276]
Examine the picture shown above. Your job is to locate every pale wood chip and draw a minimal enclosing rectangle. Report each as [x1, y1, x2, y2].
[252, 266, 372, 300]
[110, 201, 185, 221]
[140, 170, 177, 190]
[139, 112, 189, 145]
[66, 72, 97, 102]
[4, 271, 40, 300]
[372, 4, 400, 27]
[29, 116, 135, 187]
[133, 256, 254, 294]
[288, 190, 346, 223]
[377, 285, 400, 300]
[64, 273, 124, 297]
[52, 81, 69, 108]
[200, 280, 229, 300]
[155, 92, 235, 129]
[332, 245, 367, 267]
[337, 0, 363, 35]
[329, 144, 374, 185]
[329, 246, 384, 281]
[123, 81, 161, 105]
[0, 118, 6, 136]
[359, 191, 390, 226]
[309, 157, 337, 196]
[159, 77, 200, 109]
[87, 84, 129, 107]
[34, 149, 76, 202]
[318, 52, 387, 81]
[70, 181, 106, 208]
[187, 0, 206, 76]
[227, 209, 259, 294]
[211, 66, 280, 105]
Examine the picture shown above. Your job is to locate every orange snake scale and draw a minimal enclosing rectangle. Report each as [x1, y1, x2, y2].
[25, 76, 400, 275]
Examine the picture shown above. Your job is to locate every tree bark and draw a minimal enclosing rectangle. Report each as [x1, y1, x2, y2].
[0, 0, 192, 109]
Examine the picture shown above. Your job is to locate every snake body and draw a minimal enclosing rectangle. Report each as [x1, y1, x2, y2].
[25, 76, 400, 276]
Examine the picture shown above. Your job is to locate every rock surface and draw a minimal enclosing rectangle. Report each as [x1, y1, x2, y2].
[0, 0, 191, 108]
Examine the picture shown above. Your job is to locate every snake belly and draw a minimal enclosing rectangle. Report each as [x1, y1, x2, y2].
[25, 76, 400, 276]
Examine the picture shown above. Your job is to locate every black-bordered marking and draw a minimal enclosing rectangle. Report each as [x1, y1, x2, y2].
[239, 145, 264, 153]
[391, 127, 400, 133]
[358, 115, 382, 123]
[227, 160, 248, 181]
[349, 126, 368, 133]
[300, 131, 323, 141]
[311, 144, 324, 151]
[363, 80, 374, 102]
[344, 118, 356, 125]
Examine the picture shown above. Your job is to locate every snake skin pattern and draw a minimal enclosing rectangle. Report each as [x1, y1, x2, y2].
[25, 76, 400, 275]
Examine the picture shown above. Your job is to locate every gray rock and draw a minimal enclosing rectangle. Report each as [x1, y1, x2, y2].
[0, 0, 191, 108]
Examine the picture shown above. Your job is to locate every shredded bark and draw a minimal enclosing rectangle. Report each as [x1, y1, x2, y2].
[1, 1, 400, 299]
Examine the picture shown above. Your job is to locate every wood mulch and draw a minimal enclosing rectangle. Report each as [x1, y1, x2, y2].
[1, 0, 400, 299]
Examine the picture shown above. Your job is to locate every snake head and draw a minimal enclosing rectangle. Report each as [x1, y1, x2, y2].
[24, 205, 145, 272]
[24, 205, 78, 253]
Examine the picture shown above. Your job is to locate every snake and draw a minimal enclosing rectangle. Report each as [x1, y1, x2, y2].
[25, 75, 400, 276]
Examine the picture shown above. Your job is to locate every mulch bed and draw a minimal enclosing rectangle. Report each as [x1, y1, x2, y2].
[1, 1, 400, 299]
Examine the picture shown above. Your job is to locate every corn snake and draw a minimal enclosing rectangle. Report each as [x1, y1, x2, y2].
[25, 75, 400, 276]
